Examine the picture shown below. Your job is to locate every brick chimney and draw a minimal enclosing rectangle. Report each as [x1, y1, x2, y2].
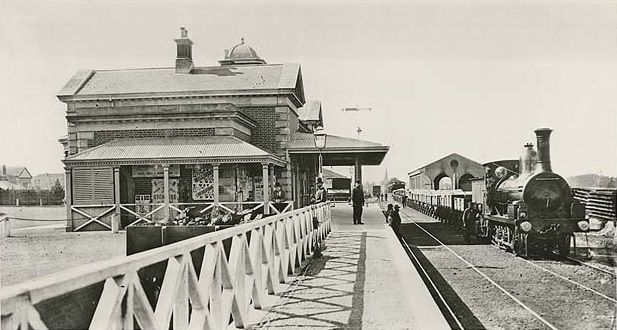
[175, 27, 193, 74]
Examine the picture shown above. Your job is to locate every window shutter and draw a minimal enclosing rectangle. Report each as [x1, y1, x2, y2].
[72, 167, 114, 205]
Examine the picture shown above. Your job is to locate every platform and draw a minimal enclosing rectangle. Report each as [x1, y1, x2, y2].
[247, 203, 449, 329]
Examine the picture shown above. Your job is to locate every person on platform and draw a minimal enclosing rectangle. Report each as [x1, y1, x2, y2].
[390, 204, 402, 237]
[383, 203, 394, 224]
[401, 194, 408, 208]
[313, 178, 327, 204]
[352, 180, 365, 225]
[385, 193, 388, 201]
[462, 202, 478, 242]
[272, 182, 286, 213]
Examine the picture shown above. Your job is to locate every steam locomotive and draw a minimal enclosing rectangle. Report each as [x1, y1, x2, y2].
[405, 128, 588, 257]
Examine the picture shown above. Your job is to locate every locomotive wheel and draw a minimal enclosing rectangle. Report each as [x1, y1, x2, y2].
[557, 235, 571, 256]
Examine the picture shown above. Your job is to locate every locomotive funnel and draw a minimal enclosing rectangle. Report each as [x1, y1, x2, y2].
[534, 128, 553, 173]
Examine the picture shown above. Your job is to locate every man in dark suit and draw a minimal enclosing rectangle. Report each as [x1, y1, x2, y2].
[352, 180, 364, 224]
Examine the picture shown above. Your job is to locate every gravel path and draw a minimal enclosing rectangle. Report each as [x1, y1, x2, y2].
[1, 228, 125, 286]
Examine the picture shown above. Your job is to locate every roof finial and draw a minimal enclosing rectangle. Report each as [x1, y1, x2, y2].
[241, 37, 244, 44]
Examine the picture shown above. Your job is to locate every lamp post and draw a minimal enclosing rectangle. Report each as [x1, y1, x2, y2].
[312, 126, 327, 258]
[313, 126, 327, 180]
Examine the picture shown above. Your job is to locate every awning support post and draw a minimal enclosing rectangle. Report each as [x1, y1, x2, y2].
[113, 167, 121, 216]
[262, 163, 270, 215]
[163, 165, 170, 221]
[213, 164, 220, 206]
[354, 156, 362, 185]
[65, 167, 72, 232]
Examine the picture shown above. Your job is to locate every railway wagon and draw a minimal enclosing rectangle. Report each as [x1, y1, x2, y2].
[408, 189, 471, 226]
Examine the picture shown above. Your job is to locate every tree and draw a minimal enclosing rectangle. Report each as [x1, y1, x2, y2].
[51, 179, 65, 202]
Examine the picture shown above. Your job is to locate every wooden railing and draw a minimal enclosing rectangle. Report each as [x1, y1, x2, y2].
[1, 202, 332, 330]
[72, 201, 295, 231]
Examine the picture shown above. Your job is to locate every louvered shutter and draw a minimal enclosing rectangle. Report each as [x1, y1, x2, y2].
[72, 167, 114, 205]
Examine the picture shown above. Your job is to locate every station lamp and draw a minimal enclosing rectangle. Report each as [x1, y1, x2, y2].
[313, 126, 327, 179]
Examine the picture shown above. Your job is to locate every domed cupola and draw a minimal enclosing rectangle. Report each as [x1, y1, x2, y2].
[219, 38, 267, 65]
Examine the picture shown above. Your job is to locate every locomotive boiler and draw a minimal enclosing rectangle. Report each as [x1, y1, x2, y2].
[476, 128, 588, 256]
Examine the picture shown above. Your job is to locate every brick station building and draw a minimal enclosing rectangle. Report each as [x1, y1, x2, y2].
[58, 28, 389, 231]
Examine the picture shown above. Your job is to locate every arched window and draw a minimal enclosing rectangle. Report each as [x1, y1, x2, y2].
[433, 173, 452, 190]
[458, 173, 474, 191]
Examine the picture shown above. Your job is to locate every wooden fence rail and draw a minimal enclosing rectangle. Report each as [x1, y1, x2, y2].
[1, 202, 332, 330]
[572, 187, 617, 224]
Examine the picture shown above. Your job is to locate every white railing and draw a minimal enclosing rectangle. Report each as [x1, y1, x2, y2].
[1, 202, 332, 330]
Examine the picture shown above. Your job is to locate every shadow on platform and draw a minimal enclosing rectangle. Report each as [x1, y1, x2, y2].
[254, 231, 367, 329]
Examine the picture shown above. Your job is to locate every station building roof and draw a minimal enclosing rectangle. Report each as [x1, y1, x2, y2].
[288, 132, 389, 166]
[323, 168, 349, 179]
[58, 63, 303, 99]
[63, 136, 285, 167]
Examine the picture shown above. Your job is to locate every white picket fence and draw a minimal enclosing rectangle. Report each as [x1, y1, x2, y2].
[1, 202, 332, 330]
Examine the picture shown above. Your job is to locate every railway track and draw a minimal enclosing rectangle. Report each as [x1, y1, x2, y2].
[564, 255, 616, 277]
[393, 204, 616, 330]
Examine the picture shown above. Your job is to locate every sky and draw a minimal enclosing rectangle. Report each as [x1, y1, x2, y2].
[1, 0, 616, 184]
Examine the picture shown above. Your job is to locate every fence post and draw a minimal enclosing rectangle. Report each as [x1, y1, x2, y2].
[1, 215, 10, 238]
[111, 214, 120, 234]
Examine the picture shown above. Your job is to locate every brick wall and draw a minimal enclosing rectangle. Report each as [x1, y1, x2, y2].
[244, 107, 277, 153]
[91, 128, 215, 147]
[234, 129, 251, 142]
[133, 177, 152, 197]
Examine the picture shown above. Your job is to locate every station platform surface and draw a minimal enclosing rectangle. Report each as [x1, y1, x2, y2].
[249, 202, 449, 329]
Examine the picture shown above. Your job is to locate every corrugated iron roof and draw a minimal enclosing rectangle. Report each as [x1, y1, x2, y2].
[65, 136, 283, 165]
[58, 63, 301, 96]
[288, 132, 389, 151]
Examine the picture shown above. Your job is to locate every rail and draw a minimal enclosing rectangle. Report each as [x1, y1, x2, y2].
[0, 202, 332, 329]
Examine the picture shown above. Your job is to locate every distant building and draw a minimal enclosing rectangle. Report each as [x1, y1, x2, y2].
[32, 173, 65, 190]
[0, 165, 32, 189]
[408, 153, 484, 191]
[323, 169, 351, 201]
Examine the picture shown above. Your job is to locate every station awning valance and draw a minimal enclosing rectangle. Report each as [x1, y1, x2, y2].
[287, 132, 389, 166]
[63, 136, 286, 167]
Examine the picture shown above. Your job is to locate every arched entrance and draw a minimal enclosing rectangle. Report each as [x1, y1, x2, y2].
[434, 173, 451, 190]
[458, 173, 474, 191]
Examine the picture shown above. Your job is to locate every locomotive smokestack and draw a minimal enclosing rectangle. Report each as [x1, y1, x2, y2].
[534, 128, 553, 173]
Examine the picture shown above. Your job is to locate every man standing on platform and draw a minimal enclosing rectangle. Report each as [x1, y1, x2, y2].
[352, 180, 365, 224]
